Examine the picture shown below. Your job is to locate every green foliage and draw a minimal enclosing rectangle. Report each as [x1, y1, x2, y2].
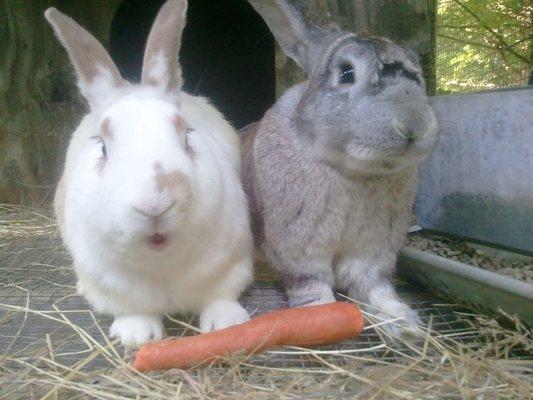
[437, 0, 532, 93]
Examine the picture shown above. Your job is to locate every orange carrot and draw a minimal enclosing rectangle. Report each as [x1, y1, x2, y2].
[132, 302, 364, 371]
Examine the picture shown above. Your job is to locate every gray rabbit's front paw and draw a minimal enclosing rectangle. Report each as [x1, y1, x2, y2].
[288, 292, 336, 307]
[373, 301, 422, 337]
[364, 286, 422, 337]
[287, 279, 336, 307]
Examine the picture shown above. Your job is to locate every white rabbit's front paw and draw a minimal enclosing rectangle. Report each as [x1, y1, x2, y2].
[110, 315, 164, 346]
[199, 300, 250, 332]
[76, 281, 85, 295]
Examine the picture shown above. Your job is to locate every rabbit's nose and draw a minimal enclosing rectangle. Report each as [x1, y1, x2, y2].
[391, 103, 436, 142]
[393, 124, 418, 140]
[392, 120, 429, 143]
[132, 201, 176, 219]
[393, 124, 421, 145]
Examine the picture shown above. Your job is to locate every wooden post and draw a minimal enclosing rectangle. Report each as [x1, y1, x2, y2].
[0, 0, 121, 205]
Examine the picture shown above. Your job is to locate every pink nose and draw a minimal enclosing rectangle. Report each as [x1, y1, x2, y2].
[131, 201, 175, 219]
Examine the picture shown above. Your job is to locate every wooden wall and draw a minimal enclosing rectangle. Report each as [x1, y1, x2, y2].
[0, 0, 121, 205]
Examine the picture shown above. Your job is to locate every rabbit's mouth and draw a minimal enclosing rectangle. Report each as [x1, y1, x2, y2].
[148, 233, 169, 250]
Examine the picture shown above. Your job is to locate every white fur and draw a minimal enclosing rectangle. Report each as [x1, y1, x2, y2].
[56, 89, 253, 346]
[50, 2, 253, 346]
[145, 52, 169, 84]
[81, 65, 123, 108]
[199, 300, 250, 332]
[110, 315, 164, 346]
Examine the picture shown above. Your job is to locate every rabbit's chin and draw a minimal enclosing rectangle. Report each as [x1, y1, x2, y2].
[116, 209, 190, 251]
[97, 221, 179, 255]
[315, 145, 427, 177]
[341, 159, 415, 177]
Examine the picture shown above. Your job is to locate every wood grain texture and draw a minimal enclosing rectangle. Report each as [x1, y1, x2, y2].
[0, 0, 122, 205]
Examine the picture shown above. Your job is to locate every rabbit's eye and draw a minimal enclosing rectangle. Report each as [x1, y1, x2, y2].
[339, 64, 355, 84]
[185, 128, 193, 153]
[91, 135, 107, 160]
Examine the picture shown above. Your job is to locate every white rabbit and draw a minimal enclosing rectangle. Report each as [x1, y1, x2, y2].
[243, 0, 438, 335]
[47, 0, 253, 346]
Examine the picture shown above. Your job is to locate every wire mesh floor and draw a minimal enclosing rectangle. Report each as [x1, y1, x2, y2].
[1, 208, 531, 399]
[0, 230, 486, 370]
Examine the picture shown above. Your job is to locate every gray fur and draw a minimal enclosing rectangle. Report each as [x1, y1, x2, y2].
[243, 1, 438, 334]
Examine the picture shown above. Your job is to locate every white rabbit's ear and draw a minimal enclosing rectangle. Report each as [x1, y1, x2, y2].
[248, 0, 320, 74]
[44, 8, 126, 108]
[141, 0, 187, 92]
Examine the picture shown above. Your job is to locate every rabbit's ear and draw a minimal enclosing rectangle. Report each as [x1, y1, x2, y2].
[248, 0, 320, 73]
[141, 0, 187, 92]
[44, 8, 125, 108]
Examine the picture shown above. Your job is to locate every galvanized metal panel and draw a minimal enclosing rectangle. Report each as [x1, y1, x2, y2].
[398, 247, 533, 325]
[416, 88, 533, 253]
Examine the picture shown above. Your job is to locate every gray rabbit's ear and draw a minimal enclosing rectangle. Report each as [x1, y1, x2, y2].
[44, 8, 126, 108]
[141, 0, 187, 92]
[248, 0, 321, 74]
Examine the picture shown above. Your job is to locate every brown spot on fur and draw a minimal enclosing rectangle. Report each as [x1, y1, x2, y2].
[141, 0, 187, 91]
[173, 114, 186, 133]
[144, 76, 159, 87]
[100, 118, 112, 139]
[155, 168, 184, 193]
[153, 162, 192, 207]
[45, 8, 124, 88]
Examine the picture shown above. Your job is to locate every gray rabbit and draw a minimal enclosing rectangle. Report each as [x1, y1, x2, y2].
[242, 0, 438, 334]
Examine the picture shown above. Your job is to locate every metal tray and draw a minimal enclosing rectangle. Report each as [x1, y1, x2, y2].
[398, 246, 533, 326]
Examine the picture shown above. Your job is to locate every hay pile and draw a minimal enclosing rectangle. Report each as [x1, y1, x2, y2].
[0, 204, 531, 399]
